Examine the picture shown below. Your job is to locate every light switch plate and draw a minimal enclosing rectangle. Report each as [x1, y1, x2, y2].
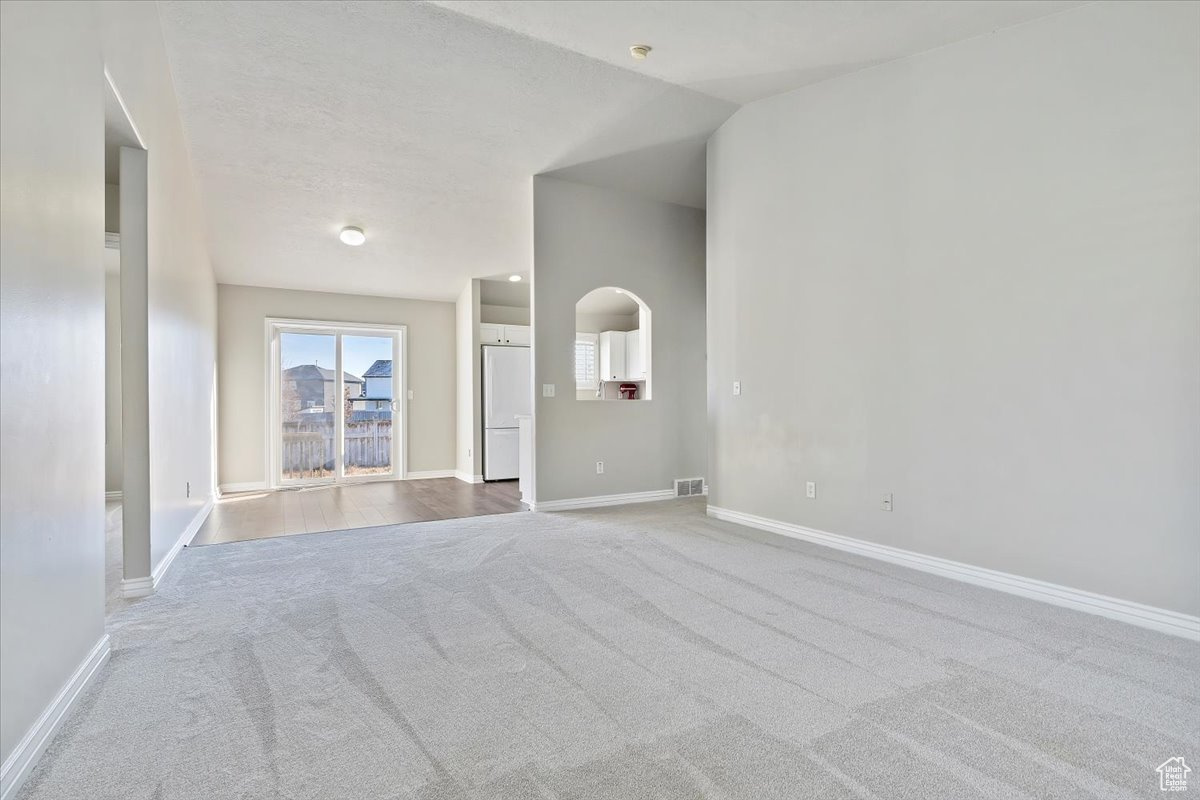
[733, 381, 741, 396]
[542, 384, 556, 397]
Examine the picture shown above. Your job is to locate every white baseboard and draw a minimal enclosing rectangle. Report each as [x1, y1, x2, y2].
[218, 481, 268, 496]
[707, 505, 1200, 642]
[406, 470, 456, 480]
[104, 490, 122, 502]
[119, 576, 154, 598]
[222, 473, 463, 491]
[153, 496, 213, 582]
[0, 634, 110, 800]
[120, 497, 213, 599]
[531, 489, 676, 513]
[454, 471, 484, 484]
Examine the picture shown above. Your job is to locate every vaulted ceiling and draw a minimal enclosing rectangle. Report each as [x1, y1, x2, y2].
[432, 0, 1084, 104]
[157, 0, 1083, 301]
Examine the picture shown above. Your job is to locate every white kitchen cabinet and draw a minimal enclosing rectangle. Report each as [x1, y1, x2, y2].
[504, 325, 531, 346]
[625, 329, 644, 379]
[599, 330, 627, 381]
[479, 323, 503, 344]
[479, 323, 529, 346]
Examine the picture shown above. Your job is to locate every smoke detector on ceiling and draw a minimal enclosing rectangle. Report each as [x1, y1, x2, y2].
[629, 44, 651, 60]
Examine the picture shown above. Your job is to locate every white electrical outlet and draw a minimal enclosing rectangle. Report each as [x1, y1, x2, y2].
[543, 384, 556, 397]
[805, 481, 816, 499]
[733, 381, 741, 396]
[407, 389, 415, 400]
[882, 493, 894, 512]
[596, 461, 604, 474]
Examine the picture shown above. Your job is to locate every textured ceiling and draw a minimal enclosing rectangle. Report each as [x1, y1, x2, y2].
[157, 1, 732, 301]
[159, 0, 1086, 301]
[432, 0, 1087, 104]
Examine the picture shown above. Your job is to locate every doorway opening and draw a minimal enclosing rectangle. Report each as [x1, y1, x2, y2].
[574, 286, 651, 401]
[267, 319, 406, 487]
[104, 69, 151, 606]
[189, 316, 521, 546]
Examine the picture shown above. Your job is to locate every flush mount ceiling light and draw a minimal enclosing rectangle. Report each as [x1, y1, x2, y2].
[508, 274, 522, 282]
[629, 44, 651, 60]
[339, 226, 366, 246]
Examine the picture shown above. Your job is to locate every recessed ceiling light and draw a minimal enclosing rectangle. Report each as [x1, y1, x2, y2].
[339, 226, 365, 246]
[629, 44, 651, 60]
[508, 274, 522, 282]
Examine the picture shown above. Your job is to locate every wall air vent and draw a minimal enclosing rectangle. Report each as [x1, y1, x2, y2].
[674, 478, 707, 497]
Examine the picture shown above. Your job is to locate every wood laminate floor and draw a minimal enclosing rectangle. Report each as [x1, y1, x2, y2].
[191, 478, 523, 545]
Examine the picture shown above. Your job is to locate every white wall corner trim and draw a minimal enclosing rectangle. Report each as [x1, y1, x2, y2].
[454, 471, 484, 484]
[531, 489, 676, 513]
[118, 576, 154, 599]
[121, 496, 213, 598]
[0, 634, 110, 800]
[218, 481, 269, 496]
[153, 496, 213, 583]
[104, 490, 123, 501]
[707, 506, 1200, 641]
[406, 470, 456, 480]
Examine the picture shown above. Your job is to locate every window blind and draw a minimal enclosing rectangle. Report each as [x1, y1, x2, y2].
[575, 334, 597, 389]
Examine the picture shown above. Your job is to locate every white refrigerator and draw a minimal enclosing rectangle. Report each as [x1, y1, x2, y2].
[482, 345, 531, 480]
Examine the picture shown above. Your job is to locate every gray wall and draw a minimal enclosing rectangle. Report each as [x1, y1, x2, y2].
[105, 259, 123, 494]
[104, 183, 119, 232]
[533, 176, 706, 501]
[456, 280, 482, 479]
[103, 1, 219, 576]
[2, 0, 221, 767]
[576, 311, 638, 334]
[0, 0, 106, 767]
[218, 284, 457, 486]
[479, 279, 529, 309]
[706, 1, 1200, 615]
[480, 304, 530, 326]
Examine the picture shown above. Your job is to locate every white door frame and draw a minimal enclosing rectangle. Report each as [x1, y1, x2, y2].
[266, 318, 408, 488]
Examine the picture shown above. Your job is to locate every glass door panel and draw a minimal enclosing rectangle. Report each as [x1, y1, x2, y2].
[279, 331, 337, 482]
[340, 333, 396, 478]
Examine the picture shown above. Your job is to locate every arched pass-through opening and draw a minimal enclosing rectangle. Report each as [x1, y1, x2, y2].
[574, 286, 651, 401]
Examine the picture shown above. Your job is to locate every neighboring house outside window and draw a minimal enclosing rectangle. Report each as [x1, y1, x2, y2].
[280, 364, 364, 420]
[351, 359, 394, 412]
[362, 359, 393, 400]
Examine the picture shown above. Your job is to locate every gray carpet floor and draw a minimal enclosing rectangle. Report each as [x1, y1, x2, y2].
[18, 499, 1199, 799]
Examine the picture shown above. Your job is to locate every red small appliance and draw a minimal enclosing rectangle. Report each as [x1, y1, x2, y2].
[619, 383, 639, 400]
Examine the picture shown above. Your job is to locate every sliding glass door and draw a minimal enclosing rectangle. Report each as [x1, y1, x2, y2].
[278, 330, 338, 482]
[270, 320, 404, 486]
[341, 333, 395, 477]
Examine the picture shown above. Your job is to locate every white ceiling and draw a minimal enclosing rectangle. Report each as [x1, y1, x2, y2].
[157, 1, 731, 302]
[432, 1, 1086, 104]
[157, 0, 1085, 301]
